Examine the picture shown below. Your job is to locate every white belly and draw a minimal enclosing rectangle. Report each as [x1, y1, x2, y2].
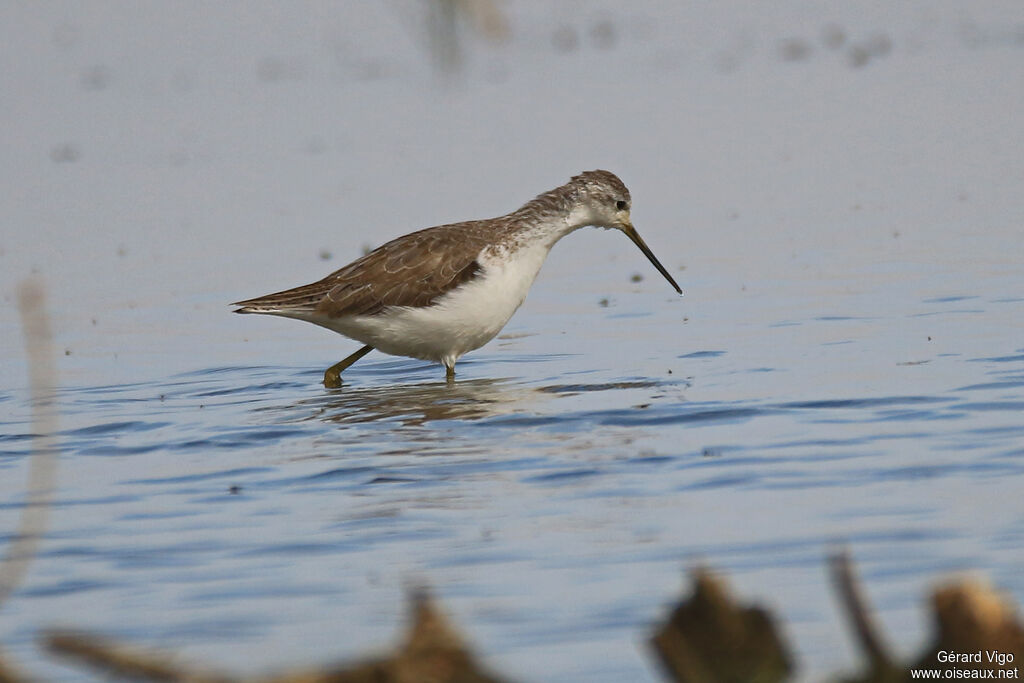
[319, 243, 549, 367]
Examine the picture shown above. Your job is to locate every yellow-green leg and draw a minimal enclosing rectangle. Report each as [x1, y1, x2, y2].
[323, 345, 373, 388]
[445, 361, 455, 382]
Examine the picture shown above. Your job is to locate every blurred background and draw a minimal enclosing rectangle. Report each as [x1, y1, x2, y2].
[2, 1, 1023, 681]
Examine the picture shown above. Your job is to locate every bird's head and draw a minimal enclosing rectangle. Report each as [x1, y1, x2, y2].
[569, 170, 682, 295]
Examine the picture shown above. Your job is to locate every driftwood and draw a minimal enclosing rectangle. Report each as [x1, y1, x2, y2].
[832, 550, 1023, 683]
[1, 556, 1018, 682]
[645, 554, 1022, 683]
[44, 589, 507, 683]
[649, 568, 794, 683]
[911, 577, 1024, 678]
[830, 550, 903, 683]
[0, 655, 27, 683]
[0, 280, 60, 683]
[44, 630, 233, 683]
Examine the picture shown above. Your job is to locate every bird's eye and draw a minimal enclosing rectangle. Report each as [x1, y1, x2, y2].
[615, 200, 628, 211]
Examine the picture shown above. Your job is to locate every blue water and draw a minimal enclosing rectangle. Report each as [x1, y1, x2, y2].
[3, 2, 1024, 680]
[3, 325, 1023, 680]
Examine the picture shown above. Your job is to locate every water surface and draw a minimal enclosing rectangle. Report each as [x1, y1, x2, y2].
[2, 2, 1023, 681]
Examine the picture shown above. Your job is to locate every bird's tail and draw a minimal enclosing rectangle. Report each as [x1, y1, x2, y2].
[232, 280, 334, 316]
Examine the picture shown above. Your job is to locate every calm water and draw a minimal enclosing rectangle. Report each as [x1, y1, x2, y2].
[3, 277, 1023, 681]
[3, 2, 1023, 681]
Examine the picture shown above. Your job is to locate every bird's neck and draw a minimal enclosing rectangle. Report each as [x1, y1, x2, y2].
[504, 195, 594, 251]
[503, 212, 584, 254]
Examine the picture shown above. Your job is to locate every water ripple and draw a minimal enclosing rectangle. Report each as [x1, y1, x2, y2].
[6, 342, 1022, 683]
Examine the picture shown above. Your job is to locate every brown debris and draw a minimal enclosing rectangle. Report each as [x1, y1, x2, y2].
[832, 552, 1024, 683]
[22, 555, 1024, 682]
[650, 568, 794, 683]
[0, 280, 60, 683]
[0, 655, 28, 683]
[45, 630, 234, 683]
[44, 590, 508, 683]
[912, 577, 1024, 676]
[269, 589, 509, 683]
[1, 281, 59, 611]
[829, 551, 902, 683]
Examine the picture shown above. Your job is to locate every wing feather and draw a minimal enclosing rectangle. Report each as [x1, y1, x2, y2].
[233, 221, 493, 318]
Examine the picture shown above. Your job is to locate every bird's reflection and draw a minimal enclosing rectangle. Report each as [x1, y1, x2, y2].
[246, 354, 675, 429]
[255, 373, 548, 427]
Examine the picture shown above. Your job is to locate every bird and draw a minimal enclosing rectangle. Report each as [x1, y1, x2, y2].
[233, 170, 682, 387]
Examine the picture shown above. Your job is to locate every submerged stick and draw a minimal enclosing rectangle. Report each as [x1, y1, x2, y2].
[45, 631, 234, 683]
[829, 549, 897, 673]
[0, 279, 60, 609]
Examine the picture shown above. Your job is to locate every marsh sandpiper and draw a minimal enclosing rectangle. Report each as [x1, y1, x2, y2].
[234, 170, 682, 387]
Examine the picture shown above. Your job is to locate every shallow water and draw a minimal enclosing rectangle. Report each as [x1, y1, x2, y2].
[3, 2, 1024, 681]
[4, 282, 1023, 680]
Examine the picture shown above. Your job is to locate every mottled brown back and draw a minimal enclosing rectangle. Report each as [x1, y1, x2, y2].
[233, 220, 496, 317]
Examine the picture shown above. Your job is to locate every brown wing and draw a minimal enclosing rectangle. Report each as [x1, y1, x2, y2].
[233, 220, 494, 318]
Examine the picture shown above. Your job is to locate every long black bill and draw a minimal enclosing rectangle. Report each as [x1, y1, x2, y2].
[623, 223, 682, 294]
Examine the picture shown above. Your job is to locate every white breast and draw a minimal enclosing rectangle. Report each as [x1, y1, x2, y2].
[322, 241, 551, 367]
